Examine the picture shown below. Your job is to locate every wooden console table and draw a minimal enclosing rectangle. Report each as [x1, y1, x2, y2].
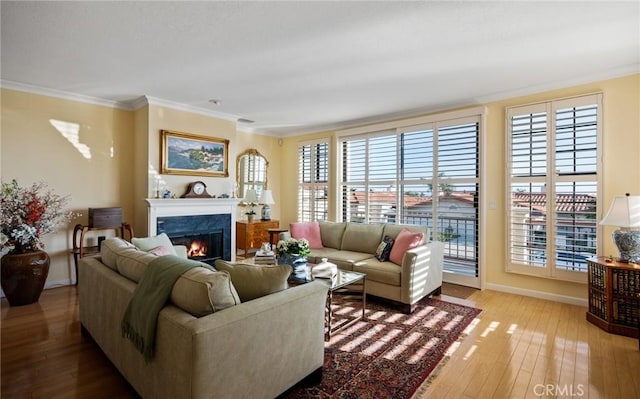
[587, 256, 640, 339]
[236, 220, 279, 257]
[72, 223, 133, 285]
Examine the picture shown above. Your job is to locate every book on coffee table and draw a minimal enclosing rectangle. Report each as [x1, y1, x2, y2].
[254, 250, 276, 265]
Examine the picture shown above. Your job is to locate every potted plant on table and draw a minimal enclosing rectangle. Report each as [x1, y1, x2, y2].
[277, 237, 311, 283]
[245, 209, 256, 223]
[1, 179, 73, 306]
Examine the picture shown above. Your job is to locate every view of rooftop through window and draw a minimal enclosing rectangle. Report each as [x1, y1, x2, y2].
[507, 94, 601, 279]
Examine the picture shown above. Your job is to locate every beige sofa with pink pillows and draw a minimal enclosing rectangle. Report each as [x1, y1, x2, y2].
[288, 221, 444, 313]
[79, 236, 328, 399]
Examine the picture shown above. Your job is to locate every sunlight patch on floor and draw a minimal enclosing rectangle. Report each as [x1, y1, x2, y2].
[481, 320, 500, 337]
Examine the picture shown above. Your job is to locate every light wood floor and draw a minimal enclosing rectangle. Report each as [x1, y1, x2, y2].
[2, 286, 638, 399]
[417, 289, 640, 399]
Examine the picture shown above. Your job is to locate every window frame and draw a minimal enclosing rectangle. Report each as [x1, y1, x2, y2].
[505, 93, 603, 283]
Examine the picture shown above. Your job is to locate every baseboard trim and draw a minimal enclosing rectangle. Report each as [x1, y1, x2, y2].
[485, 283, 588, 307]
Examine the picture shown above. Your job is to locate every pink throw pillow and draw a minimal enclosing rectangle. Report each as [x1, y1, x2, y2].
[389, 228, 425, 265]
[290, 222, 324, 249]
[148, 245, 174, 256]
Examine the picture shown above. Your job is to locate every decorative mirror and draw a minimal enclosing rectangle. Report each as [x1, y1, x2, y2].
[236, 149, 268, 200]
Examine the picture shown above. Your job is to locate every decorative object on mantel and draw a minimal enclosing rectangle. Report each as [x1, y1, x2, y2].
[181, 181, 212, 198]
[1, 179, 74, 306]
[600, 193, 640, 263]
[260, 189, 275, 221]
[160, 129, 229, 177]
[277, 237, 310, 283]
[244, 189, 258, 222]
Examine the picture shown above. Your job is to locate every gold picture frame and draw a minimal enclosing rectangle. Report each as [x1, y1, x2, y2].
[161, 130, 229, 177]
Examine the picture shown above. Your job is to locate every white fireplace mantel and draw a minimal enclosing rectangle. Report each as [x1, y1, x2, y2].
[145, 198, 241, 260]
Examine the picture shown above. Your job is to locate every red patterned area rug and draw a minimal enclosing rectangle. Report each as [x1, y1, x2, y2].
[283, 294, 482, 399]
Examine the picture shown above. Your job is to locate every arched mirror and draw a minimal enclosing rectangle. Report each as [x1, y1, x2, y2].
[236, 149, 268, 199]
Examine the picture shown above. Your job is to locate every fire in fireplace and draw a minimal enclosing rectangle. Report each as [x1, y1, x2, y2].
[188, 239, 208, 258]
[168, 231, 223, 265]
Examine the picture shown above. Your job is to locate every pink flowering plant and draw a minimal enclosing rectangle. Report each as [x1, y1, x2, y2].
[276, 237, 310, 257]
[1, 179, 73, 255]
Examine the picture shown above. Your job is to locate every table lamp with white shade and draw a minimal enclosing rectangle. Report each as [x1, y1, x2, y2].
[599, 193, 640, 263]
[260, 189, 275, 221]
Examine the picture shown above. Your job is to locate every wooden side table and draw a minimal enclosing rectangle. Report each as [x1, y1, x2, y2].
[72, 223, 133, 285]
[236, 220, 279, 257]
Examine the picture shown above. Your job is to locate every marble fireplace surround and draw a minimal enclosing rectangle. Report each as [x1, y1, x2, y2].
[145, 198, 241, 262]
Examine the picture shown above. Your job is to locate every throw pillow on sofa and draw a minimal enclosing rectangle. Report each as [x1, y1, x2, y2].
[290, 222, 324, 249]
[375, 235, 395, 262]
[389, 228, 425, 265]
[171, 268, 240, 316]
[131, 233, 177, 256]
[214, 260, 292, 302]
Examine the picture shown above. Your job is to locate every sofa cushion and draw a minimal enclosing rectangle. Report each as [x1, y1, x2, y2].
[341, 223, 384, 254]
[319, 221, 346, 249]
[116, 247, 159, 282]
[170, 268, 240, 316]
[306, 248, 341, 265]
[389, 228, 425, 265]
[290, 222, 323, 249]
[353, 259, 401, 286]
[100, 237, 136, 271]
[319, 251, 374, 271]
[131, 233, 177, 256]
[375, 235, 395, 262]
[214, 260, 292, 302]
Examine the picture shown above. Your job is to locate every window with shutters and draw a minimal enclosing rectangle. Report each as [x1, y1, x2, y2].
[339, 113, 481, 280]
[506, 94, 602, 281]
[298, 139, 329, 222]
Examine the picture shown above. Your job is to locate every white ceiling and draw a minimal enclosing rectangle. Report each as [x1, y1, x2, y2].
[1, 1, 639, 136]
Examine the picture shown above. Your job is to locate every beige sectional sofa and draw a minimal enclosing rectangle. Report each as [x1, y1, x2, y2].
[79, 237, 328, 399]
[301, 222, 444, 312]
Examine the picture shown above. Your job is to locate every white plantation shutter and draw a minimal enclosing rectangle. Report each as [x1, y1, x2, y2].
[298, 140, 329, 222]
[340, 132, 397, 223]
[506, 94, 601, 281]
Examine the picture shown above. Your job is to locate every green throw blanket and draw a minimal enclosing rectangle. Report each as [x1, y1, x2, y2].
[121, 255, 213, 363]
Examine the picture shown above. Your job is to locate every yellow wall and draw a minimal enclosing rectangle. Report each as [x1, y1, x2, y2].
[280, 74, 640, 302]
[140, 104, 281, 234]
[1, 89, 134, 286]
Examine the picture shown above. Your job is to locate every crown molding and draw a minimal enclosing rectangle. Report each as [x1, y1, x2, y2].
[130, 96, 241, 124]
[0, 80, 132, 110]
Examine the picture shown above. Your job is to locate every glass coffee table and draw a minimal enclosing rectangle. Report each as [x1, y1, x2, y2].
[313, 269, 367, 340]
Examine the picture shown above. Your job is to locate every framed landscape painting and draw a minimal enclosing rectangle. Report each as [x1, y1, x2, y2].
[161, 130, 229, 177]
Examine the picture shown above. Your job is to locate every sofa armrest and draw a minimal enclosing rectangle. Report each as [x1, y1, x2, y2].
[399, 241, 444, 304]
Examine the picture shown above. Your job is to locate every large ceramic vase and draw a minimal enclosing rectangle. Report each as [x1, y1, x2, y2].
[1, 250, 50, 306]
[278, 253, 308, 283]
